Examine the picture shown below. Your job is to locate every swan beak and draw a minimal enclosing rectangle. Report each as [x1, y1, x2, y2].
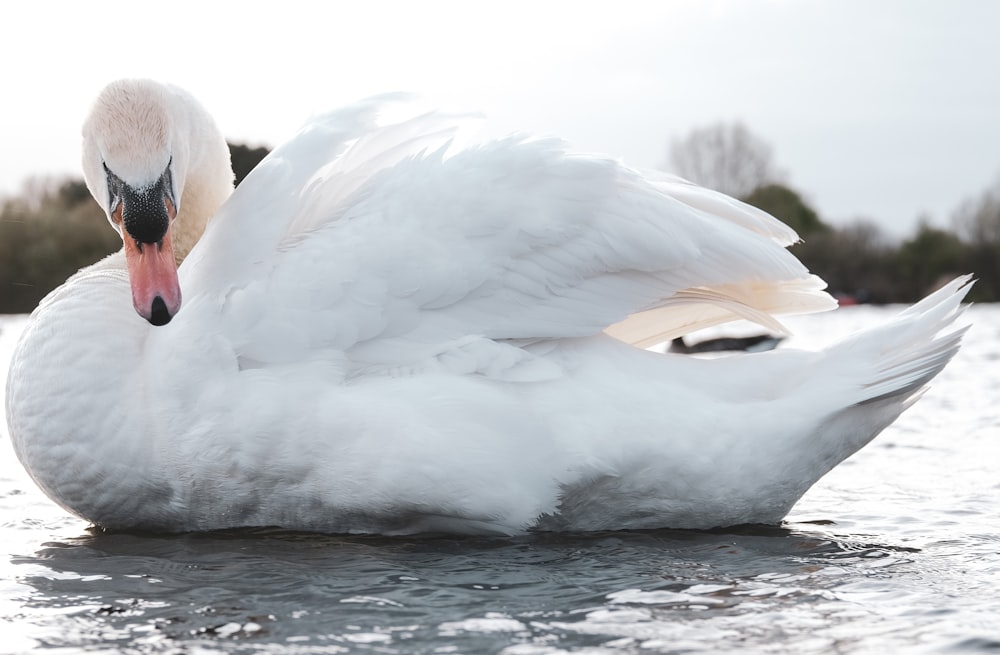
[109, 167, 181, 326]
[123, 231, 181, 326]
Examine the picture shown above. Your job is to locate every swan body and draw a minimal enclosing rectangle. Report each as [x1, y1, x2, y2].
[5, 80, 970, 535]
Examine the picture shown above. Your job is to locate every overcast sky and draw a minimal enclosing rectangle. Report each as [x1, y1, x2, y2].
[2, 0, 997, 237]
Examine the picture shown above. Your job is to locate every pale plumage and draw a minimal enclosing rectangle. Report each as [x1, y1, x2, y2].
[4, 80, 970, 535]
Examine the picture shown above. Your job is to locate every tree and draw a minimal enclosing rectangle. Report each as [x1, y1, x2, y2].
[0, 178, 117, 312]
[229, 143, 270, 187]
[668, 122, 782, 198]
[952, 177, 1000, 301]
[792, 219, 896, 303]
[953, 177, 1000, 244]
[741, 184, 830, 238]
[896, 220, 966, 300]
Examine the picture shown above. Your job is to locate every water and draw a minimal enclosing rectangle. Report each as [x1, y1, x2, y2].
[1, 306, 999, 654]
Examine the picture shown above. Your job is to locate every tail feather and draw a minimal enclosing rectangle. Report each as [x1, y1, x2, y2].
[846, 275, 972, 405]
[861, 324, 969, 404]
[778, 276, 972, 494]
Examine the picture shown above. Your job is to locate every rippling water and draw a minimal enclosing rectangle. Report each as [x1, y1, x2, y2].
[2, 307, 999, 654]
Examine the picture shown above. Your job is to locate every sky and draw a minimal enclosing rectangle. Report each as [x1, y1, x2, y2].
[1, 0, 998, 238]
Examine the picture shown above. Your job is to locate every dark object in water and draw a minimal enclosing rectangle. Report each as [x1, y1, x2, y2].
[670, 334, 784, 354]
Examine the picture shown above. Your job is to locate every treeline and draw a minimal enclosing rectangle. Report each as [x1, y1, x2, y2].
[1, 143, 997, 314]
[743, 183, 998, 303]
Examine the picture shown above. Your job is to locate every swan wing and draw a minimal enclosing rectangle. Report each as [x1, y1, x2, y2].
[180, 99, 834, 367]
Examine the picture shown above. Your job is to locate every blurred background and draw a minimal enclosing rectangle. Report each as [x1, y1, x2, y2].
[2, 0, 998, 311]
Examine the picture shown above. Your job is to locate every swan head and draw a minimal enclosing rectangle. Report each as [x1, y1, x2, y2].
[81, 79, 233, 325]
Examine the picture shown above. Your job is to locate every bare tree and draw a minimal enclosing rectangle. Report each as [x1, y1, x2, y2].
[952, 175, 1000, 244]
[668, 122, 782, 198]
[951, 174, 1000, 301]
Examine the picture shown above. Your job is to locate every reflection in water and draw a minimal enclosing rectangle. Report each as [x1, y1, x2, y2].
[9, 525, 946, 654]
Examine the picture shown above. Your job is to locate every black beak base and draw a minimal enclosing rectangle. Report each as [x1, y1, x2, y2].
[105, 163, 174, 245]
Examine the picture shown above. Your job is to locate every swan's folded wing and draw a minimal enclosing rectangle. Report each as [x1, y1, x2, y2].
[181, 102, 835, 366]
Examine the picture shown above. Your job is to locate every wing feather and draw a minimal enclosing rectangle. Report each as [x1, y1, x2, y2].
[181, 100, 835, 367]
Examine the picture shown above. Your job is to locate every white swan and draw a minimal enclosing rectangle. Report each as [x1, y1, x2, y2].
[4, 79, 970, 535]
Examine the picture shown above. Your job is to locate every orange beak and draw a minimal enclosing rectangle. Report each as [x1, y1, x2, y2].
[123, 231, 181, 326]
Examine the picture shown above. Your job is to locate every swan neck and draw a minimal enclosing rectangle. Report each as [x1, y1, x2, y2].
[172, 150, 233, 264]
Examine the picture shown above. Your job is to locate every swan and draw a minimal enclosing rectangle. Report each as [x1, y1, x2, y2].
[4, 79, 970, 535]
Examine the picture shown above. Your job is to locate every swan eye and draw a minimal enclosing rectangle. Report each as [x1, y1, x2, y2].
[162, 159, 177, 220]
[103, 162, 124, 225]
